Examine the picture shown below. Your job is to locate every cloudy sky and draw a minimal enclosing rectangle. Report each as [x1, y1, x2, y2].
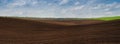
[0, 0, 120, 18]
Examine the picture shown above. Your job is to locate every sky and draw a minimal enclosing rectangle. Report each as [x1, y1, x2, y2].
[0, 0, 120, 18]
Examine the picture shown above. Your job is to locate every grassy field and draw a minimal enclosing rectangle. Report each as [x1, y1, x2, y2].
[92, 16, 120, 21]
[68, 16, 120, 21]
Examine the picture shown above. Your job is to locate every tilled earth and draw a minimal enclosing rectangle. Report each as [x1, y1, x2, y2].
[0, 17, 120, 44]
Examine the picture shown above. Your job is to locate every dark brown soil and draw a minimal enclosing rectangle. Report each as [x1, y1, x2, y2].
[0, 17, 120, 44]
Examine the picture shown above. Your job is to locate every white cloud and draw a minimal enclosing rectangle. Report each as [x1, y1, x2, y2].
[31, 1, 38, 5]
[9, 0, 27, 7]
[57, 1, 120, 18]
[59, 0, 69, 5]
[6, 0, 40, 8]
[71, 5, 85, 10]
[75, 2, 80, 5]
[105, 12, 113, 15]
[0, 10, 24, 16]
[0, 0, 120, 18]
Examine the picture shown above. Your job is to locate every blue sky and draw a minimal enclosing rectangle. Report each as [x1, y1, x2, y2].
[0, 0, 120, 18]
